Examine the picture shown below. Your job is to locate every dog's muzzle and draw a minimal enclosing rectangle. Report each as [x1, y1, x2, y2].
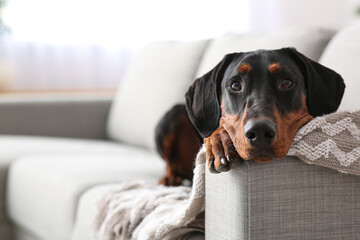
[244, 119, 276, 148]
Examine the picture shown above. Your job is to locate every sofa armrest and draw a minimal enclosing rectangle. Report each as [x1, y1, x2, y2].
[206, 157, 360, 240]
[0, 96, 112, 139]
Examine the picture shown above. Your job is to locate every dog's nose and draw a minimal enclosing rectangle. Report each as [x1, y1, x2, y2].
[244, 120, 276, 148]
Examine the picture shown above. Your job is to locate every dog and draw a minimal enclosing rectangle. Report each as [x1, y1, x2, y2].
[155, 104, 202, 186]
[156, 47, 345, 185]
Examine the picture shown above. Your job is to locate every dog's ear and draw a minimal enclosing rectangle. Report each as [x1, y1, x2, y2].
[185, 53, 238, 138]
[283, 48, 345, 117]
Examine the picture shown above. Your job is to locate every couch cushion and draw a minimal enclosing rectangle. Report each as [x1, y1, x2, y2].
[0, 135, 153, 223]
[6, 152, 164, 240]
[107, 40, 209, 149]
[0, 135, 148, 162]
[195, 27, 335, 77]
[319, 23, 360, 111]
[72, 185, 112, 240]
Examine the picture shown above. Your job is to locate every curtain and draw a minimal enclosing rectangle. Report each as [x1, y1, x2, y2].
[0, 40, 131, 90]
[0, 0, 249, 90]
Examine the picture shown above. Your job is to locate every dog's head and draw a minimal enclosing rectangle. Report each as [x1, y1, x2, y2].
[186, 48, 345, 162]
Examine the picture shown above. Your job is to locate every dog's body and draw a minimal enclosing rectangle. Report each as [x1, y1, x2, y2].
[155, 104, 202, 186]
[156, 48, 345, 185]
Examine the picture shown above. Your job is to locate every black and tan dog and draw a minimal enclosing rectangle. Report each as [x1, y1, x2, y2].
[155, 104, 202, 186]
[156, 48, 345, 185]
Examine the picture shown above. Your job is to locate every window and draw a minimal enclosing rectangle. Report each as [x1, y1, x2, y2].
[0, 0, 250, 91]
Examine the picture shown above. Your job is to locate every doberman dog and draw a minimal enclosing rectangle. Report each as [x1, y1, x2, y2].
[156, 48, 345, 185]
[155, 104, 203, 186]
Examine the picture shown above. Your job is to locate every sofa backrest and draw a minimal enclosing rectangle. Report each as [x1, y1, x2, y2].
[107, 28, 336, 149]
[196, 27, 335, 77]
[106, 40, 209, 149]
[319, 23, 360, 111]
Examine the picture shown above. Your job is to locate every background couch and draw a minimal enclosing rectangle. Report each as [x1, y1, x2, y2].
[0, 22, 359, 240]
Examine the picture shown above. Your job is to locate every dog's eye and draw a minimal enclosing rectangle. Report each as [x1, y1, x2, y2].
[230, 81, 242, 91]
[279, 79, 293, 89]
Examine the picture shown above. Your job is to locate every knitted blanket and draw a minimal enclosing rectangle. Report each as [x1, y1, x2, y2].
[94, 149, 206, 240]
[288, 110, 360, 174]
[94, 110, 360, 240]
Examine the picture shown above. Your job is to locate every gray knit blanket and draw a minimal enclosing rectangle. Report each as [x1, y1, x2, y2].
[288, 109, 360, 174]
[94, 110, 360, 240]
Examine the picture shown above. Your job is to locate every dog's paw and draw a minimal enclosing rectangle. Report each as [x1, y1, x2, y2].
[204, 127, 241, 173]
[159, 175, 183, 186]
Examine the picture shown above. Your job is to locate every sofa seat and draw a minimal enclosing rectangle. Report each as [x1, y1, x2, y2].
[72, 184, 115, 240]
[6, 152, 164, 240]
[0, 135, 146, 162]
[0, 135, 159, 224]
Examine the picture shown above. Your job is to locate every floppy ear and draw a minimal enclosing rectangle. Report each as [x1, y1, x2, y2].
[185, 53, 238, 138]
[283, 48, 345, 117]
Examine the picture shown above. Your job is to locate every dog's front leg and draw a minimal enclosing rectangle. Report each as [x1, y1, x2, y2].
[204, 127, 241, 173]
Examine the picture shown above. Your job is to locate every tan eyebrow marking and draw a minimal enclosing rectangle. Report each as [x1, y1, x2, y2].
[238, 64, 251, 74]
[269, 63, 282, 73]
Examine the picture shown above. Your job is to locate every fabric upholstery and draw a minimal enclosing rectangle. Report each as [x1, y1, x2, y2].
[0, 135, 140, 162]
[0, 222, 11, 240]
[0, 135, 150, 223]
[11, 226, 40, 240]
[0, 162, 8, 223]
[196, 27, 335, 78]
[107, 40, 209, 149]
[72, 185, 115, 240]
[0, 97, 112, 139]
[319, 23, 360, 111]
[6, 152, 164, 240]
[206, 156, 360, 240]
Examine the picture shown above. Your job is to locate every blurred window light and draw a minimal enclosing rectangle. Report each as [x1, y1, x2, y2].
[0, 0, 250, 91]
[3, 0, 250, 47]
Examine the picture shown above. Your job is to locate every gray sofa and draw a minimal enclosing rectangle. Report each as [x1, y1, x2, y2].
[0, 23, 359, 240]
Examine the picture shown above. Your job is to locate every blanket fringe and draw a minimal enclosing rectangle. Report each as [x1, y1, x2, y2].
[94, 147, 206, 240]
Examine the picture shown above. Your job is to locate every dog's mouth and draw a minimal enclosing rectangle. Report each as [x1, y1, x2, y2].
[232, 140, 293, 163]
[231, 136, 282, 162]
[237, 144, 281, 163]
[233, 115, 313, 162]
[252, 156, 273, 163]
[248, 148, 277, 163]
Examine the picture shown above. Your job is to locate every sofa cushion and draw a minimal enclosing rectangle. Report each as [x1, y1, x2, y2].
[319, 23, 360, 111]
[107, 40, 208, 149]
[195, 27, 335, 77]
[72, 185, 112, 240]
[0, 135, 148, 162]
[0, 135, 154, 223]
[6, 152, 164, 240]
